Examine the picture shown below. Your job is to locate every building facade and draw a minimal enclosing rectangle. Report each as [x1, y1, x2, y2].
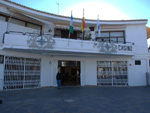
[0, 0, 149, 90]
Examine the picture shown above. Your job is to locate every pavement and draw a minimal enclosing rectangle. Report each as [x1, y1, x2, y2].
[0, 86, 150, 113]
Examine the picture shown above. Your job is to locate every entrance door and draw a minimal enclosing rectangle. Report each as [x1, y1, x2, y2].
[58, 60, 80, 86]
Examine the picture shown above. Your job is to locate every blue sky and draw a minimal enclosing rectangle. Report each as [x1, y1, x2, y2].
[10, 0, 150, 27]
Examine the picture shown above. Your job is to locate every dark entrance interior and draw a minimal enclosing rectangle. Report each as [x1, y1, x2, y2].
[58, 60, 80, 86]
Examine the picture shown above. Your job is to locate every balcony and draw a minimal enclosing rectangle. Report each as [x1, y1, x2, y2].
[2, 32, 135, 56]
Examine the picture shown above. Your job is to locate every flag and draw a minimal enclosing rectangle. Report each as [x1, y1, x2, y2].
[81, 9, 85, 32]
[69, 11, 73, 34]
[97, 15, 101, 37]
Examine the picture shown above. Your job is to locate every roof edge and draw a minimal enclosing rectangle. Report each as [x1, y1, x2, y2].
[1, 0, 148, 23]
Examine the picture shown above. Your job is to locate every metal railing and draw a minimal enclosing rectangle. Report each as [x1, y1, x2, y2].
[3, 31, 134, 45]
[3, 31, 40, 43]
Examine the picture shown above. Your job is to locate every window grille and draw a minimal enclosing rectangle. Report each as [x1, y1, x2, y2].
[97, 61, 128, 86]
[3, 56, 41, 90]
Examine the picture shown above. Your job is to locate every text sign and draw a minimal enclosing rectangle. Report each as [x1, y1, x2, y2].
[118, 45, 132, 51]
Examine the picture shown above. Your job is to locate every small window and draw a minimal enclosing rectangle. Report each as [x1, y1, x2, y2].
[9, 18, 25, 26]
[54, 29, 61, 37]
[0, 15, 6, 21]
[27, 23, 41, 30]
[0, 55, 4, 64]
[135, 60, 141, 65]
[89, 27, 94, 31]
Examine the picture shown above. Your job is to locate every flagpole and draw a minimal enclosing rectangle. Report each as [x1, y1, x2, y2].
[68, 11, 72, 46]
[94, 15, 100, 48]
[68, 32, 70, 46]
[81, 31, 84, 47]
[82, 9, 84, 40]
[81, 9, 84, 47]
[94, 15, 99, 47]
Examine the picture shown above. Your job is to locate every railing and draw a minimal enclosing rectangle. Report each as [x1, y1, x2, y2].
[96, 37, 134, 45]
[3, 31, 134, 45]
[3, 31, 40, 43]
[2, 31, 135, 55]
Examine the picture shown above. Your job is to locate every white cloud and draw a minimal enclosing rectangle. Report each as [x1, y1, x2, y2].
[61, 1, 130, 20]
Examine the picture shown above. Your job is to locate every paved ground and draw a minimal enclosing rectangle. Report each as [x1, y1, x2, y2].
[0, 86, 150, 113]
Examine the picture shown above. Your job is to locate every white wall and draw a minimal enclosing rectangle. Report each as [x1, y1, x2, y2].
[50, 59, 58, 87]
[126, 25, 148, 54]
[0, 21, 7, 46]
[81, 60, 86, 86]
[128, 57, 148, 86]
[40, 56, 52, 87]
[85, 59, 97, 85]
[0, 64, 4, 90]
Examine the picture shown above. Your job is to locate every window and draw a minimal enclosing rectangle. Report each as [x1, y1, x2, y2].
[97, 61, 128, 86]
[54, 29, 61, 37]
[4, 56, 41, 90]
[9, 18, 26, 26]
[26, 23, 41, 30]
[135, 60, 141, 65]
[0, 15, 6, 21]
[55, 29, 79, 39]
[61, 30, 69, 38]
[96, 31, 125, 43]
[0, 55, 4, 64]
[0, 13, 42, 32]
[89, 27, 94, 31]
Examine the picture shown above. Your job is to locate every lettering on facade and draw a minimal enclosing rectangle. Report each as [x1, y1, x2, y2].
[118, 45, 132, 51]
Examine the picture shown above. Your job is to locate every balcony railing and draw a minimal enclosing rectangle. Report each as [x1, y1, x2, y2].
[2, 31, 135, 56]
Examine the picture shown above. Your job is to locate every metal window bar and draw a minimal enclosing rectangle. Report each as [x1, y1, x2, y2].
[3, 56, 41, 90]
[97, 61, 128, 86]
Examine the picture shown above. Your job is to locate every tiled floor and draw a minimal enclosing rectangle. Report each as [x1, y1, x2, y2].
[0, 86, 150, 113]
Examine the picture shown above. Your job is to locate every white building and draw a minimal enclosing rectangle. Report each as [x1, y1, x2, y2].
[0, 0, 149, 90]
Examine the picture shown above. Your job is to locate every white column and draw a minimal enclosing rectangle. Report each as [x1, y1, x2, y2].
[0, 64, 4, 90]
[81, 60, 86, 86]
[42, 23, 54, 35]
[51, 59, 58, 86]
[41, 57, 52, 87]
[146, 57, 149, 72]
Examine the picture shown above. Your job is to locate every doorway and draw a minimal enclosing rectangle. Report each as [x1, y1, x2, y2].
[58, 60, 80, 86]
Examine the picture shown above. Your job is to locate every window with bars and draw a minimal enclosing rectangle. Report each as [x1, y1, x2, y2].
[97, 61, 128, 86]
[3, 56, 41, 90]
